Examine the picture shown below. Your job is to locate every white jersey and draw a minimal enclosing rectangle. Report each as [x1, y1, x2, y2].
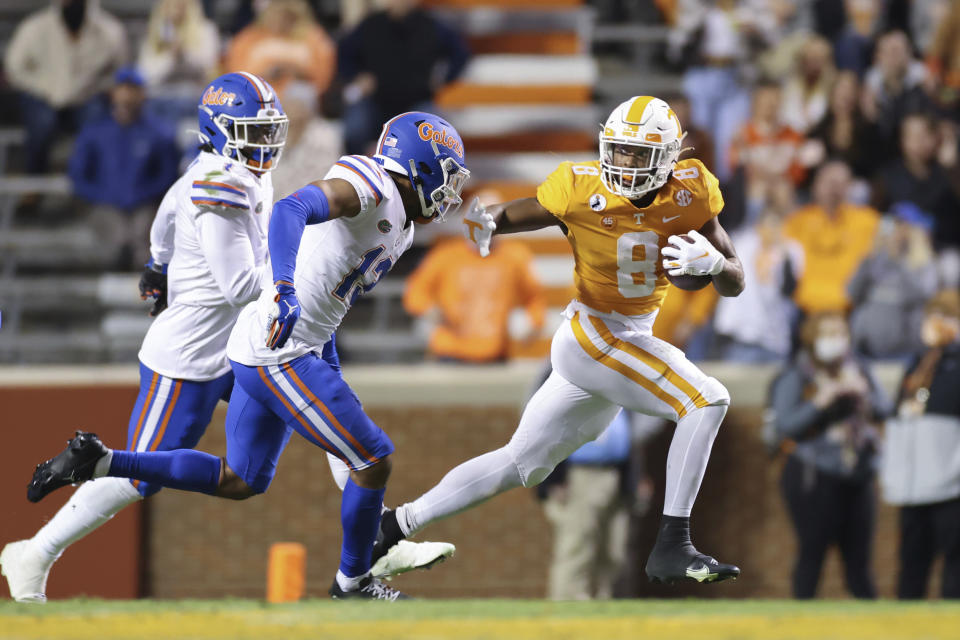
[227, 155, 414, 366]
[139, 152, 273, 380]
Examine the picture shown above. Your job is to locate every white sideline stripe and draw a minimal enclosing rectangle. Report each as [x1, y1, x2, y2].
[267, 366, 364, 469]
[136, 376, 173, 452]
[577, 315, 689, 410]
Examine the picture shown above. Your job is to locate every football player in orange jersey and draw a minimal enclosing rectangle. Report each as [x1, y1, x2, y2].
[373, 97, 745, 585]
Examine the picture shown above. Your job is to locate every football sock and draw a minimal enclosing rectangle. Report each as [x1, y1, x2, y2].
[33, 478, 142, 558]
[106, 449, 221, 495]
[327, 453, 388, 515]
[335, 569, 366, 592]
[663, 403, 727, 518]
[653, 514, 693, 550]
[399, 446, 521, 536]
[378, 509, 405, 550]
[339, 479, 385, 578]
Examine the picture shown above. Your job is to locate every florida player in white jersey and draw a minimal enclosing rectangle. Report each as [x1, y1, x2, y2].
[27, 112, 470, 600]
[1, 71, 287, 603]
[372, 97, 745, 585]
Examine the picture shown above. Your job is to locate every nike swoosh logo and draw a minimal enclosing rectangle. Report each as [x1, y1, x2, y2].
[686, 566, 717, 582]
[694, 252, 709, 260]
[663, 215, 681, 223]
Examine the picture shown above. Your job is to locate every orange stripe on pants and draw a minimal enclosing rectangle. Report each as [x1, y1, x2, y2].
[570, 312, 687, 418]
[256, 366, 347, 463]
[129, 372, 159, 452]
[587, 315, 708, 410]
[282, 364, 377, 465]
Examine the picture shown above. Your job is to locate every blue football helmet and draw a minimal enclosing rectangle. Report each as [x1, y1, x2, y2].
[374, 112, 469, 220]
[197, 72, 288, 172]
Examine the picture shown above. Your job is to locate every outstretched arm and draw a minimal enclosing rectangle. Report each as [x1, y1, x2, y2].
[491, 197, 561, 234]
[463, 196, 560, 256]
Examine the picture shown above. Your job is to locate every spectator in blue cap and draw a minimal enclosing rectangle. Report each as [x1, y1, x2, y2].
[69, 66, 180, 269]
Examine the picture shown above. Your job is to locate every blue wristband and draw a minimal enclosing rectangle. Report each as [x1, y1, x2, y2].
[145, 258, 168, 274]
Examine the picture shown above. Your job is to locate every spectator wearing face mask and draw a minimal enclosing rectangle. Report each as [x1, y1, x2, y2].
[767, 311, 890, 599]
[881, 290, 960, 599]
[4, 0, 127, 174]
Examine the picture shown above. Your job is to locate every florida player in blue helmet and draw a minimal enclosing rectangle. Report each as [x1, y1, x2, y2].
[27, 112, 471, 600]
[0, 71, 286, 602]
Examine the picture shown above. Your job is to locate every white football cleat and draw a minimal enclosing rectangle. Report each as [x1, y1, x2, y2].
[1, 540, 55, 603]
[370, 540, 455, 579]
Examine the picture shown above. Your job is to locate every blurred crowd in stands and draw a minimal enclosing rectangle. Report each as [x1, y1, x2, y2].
[659, 0, 960, 367]
[3, 0, 957, 367]
[1, 0, 468, 269]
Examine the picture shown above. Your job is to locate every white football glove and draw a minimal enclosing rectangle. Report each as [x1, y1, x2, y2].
[661, 229, 725, 277]
[462, 197, 496, 257]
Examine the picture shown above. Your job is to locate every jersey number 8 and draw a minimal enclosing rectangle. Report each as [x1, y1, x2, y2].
[616, 231, 660, 298]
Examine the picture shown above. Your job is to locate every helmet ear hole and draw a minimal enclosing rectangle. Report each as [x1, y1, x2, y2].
[418, 161, 433, 176]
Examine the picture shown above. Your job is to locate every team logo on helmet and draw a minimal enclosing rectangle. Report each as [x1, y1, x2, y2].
[377, 219, 393, 234]
[674, 189, 693, 207]
[589, 194, 607, 211]
[417, 122, 464, 157]
[201, 86, 237, 106]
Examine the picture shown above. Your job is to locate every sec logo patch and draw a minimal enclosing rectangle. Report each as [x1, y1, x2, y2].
[674, 189, 693, 207]
[589, 194, 607, 211]
[377, 219, 392, 234]
[601, 215, 616, 230]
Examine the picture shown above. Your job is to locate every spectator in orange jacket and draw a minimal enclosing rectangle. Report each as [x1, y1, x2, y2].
[223, 0, 335, 100]
[404, 236, 545, 363]
[784, 160, 879, 315]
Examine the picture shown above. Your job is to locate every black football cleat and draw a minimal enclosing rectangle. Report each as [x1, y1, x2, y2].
[27, 431, 108, 503]
[645, 542, 740, 585]
[329, 576, 410, 601]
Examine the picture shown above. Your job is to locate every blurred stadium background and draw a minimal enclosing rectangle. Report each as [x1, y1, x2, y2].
[2, 0, 960, 636]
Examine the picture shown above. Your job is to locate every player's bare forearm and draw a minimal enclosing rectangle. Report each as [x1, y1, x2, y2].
[491, 197, 559, 234]
[699, 217, 744, 297]
[713, 256, 744, 296]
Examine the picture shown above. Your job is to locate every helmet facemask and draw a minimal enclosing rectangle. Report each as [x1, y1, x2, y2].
[407, 140, 470, 222]
[205, 106, 289, 172]
[599, 133, 683, 199]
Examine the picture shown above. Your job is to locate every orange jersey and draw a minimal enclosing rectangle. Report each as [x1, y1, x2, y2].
[403, 238, 545, 362]
[536, 158, 723, 316]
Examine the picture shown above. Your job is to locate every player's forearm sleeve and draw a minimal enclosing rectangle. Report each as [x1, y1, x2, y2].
[269, 185, 330, 288]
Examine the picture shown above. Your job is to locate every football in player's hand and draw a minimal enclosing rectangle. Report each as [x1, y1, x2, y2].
[665, 234, 712, 291]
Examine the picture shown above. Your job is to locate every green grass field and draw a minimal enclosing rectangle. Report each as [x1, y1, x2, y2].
[1, 599, 959, 640]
